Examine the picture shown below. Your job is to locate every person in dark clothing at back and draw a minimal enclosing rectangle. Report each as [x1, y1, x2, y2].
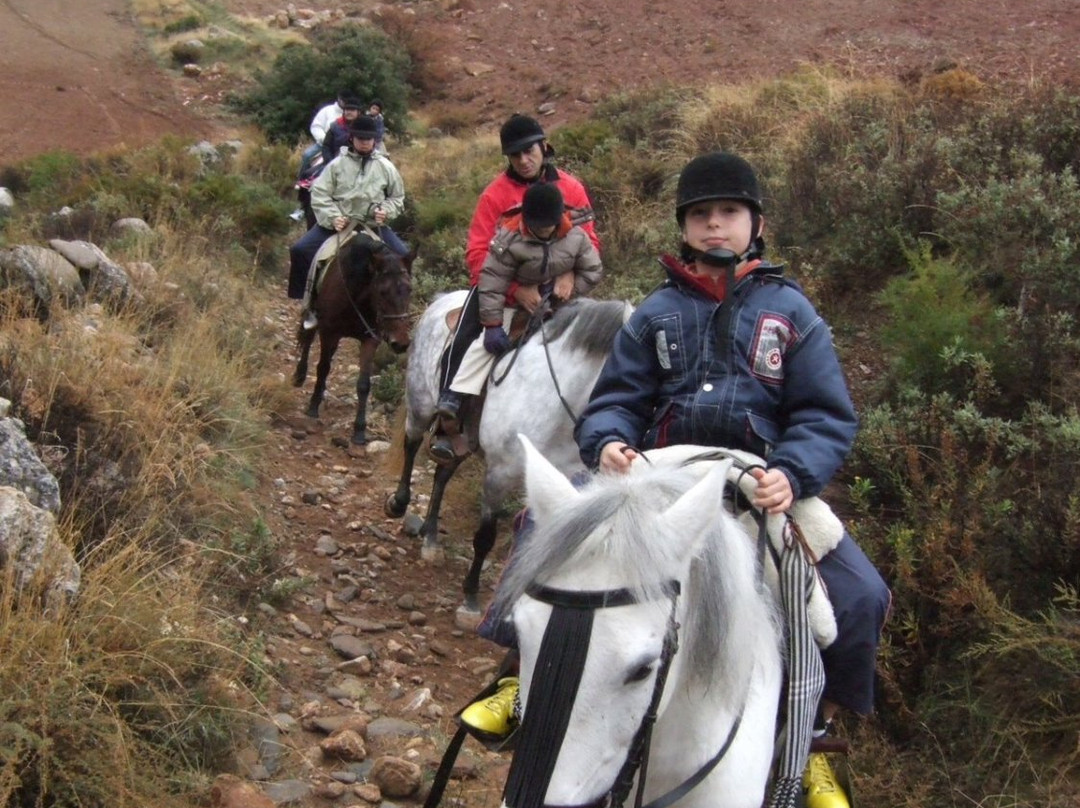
[321, 96, 363, 164]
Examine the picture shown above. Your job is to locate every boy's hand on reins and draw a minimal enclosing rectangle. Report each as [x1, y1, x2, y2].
[553, 273, 575, 301]
[513, 284, 542, 313]
[599, 441, 637, 474]
[750, 467, 794, 514]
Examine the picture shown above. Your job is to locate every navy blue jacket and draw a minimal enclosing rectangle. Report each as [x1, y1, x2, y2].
[575, 256, 857, 500]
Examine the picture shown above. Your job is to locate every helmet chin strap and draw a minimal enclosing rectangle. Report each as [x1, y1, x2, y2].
[683, 235, 765, 269]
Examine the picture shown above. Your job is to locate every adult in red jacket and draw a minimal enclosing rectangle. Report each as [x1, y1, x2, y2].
[431, 114, 601, 463]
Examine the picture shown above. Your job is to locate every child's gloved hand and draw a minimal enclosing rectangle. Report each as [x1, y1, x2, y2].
[483, 326, 510, 354]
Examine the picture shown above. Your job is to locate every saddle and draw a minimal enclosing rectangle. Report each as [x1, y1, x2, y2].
[303, 225, 384, 312]
[442, 305, 536, 342]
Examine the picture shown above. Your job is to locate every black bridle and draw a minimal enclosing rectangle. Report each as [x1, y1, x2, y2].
[503, 579, 746, 808]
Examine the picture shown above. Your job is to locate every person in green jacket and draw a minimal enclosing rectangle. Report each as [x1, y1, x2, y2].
[287, 115, 408, 301]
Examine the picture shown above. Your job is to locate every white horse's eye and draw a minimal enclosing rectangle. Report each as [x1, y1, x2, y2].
[625, 664, 654, 684]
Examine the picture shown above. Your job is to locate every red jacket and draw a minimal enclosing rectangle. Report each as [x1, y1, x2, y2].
[465, 167, 600, 285]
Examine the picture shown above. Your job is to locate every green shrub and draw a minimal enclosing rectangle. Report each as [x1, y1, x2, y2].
[227, 25, 412, 144]
[162, 13, 203, 34]
[875, 242, 1000, 395]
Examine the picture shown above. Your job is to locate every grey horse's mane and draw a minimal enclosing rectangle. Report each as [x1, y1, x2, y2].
[495, 461, 773, 687]
[530, 298, 631, 356]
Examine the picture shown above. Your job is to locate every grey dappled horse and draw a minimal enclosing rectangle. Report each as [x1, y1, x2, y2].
[384, 289, 632, 621]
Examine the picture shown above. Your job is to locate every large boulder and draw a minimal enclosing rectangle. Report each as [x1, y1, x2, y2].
[48, 238, 141, 306]
[0, 486, 81, 608]
[0, 417, 61, 512]
[0, 245, 85, 314]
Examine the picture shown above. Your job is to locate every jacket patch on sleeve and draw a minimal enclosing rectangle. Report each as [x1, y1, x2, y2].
[655, 329, 672, 370]
[750, 313, 797, 383]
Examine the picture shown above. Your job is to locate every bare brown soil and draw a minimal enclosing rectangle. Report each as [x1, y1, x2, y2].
[4, 0, 1080, 165]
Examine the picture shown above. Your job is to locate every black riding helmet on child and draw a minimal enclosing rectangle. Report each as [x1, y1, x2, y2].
[521, 183, 564, 232]
[675, 151, 765, 267]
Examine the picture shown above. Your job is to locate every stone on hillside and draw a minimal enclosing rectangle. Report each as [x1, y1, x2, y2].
[170, 39, 206, 63]
[401, 512, 423, 536]
[365, 716, 424, 739]
[188, 140, 220, 167]
[261, 780, 311, 805]
[0, 486, 81, 608]
[320, 728, 367, 761]
[0, 187, 13, 216]
[0, 417, 61, 512]
[48, 239, 139, 305]
[369, 756, 421, 797]
[330, 634, 375, 660]
[463, 62, 495, 76]
[124, 261, 159, 290]
[183, 63, 202, 78]
[108, 217, 152, 240]
[0, 245, 85, 312]
[353, 782, 381, 803]
[210, 774, 275, 808]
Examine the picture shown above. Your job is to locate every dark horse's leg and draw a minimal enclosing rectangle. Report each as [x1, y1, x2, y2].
[351, 339, 379, 446]
[307, 332, 341, 418]
[385, 430, 424, 518]
[420, 455, 467, 562]
[292, 323, 315, 388]
[353, 371, 371, 445]
[461, 499, 499, 620]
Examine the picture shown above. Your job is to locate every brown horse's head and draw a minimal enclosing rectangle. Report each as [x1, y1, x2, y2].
[369, 244, 414, 354]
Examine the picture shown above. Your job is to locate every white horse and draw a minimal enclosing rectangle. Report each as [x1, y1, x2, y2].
[493, 437, 784, 808]
[384, 290, 632, 620]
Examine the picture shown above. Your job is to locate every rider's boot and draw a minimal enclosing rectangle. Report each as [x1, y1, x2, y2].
[429, 390, 465, 464]
[802, 752, 851, 808]
[436, 390, 464, 422]
[459, 676, 520, 742]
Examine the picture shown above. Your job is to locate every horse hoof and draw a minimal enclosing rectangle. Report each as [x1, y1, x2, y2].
[454, 605, 483, 632]
[420, 542, 446, 564]
[385, 494, 407, 519]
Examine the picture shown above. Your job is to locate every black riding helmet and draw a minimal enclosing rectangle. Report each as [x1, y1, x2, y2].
[522, 183, 564, 231]
[500, 114, 546, 155]
[349, 115, 379, 139]
[675, 152, 765, 265]
[675, 152, 763, 226]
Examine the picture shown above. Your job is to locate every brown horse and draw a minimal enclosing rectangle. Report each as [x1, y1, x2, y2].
[292, 235, 415, 445]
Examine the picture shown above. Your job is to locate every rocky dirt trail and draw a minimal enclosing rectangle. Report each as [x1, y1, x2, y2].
[230, 299, 515, 808]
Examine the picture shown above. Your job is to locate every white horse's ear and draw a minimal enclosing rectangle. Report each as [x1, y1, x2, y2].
[661, 460, 733, 556]
[519, 434, 580, 513]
